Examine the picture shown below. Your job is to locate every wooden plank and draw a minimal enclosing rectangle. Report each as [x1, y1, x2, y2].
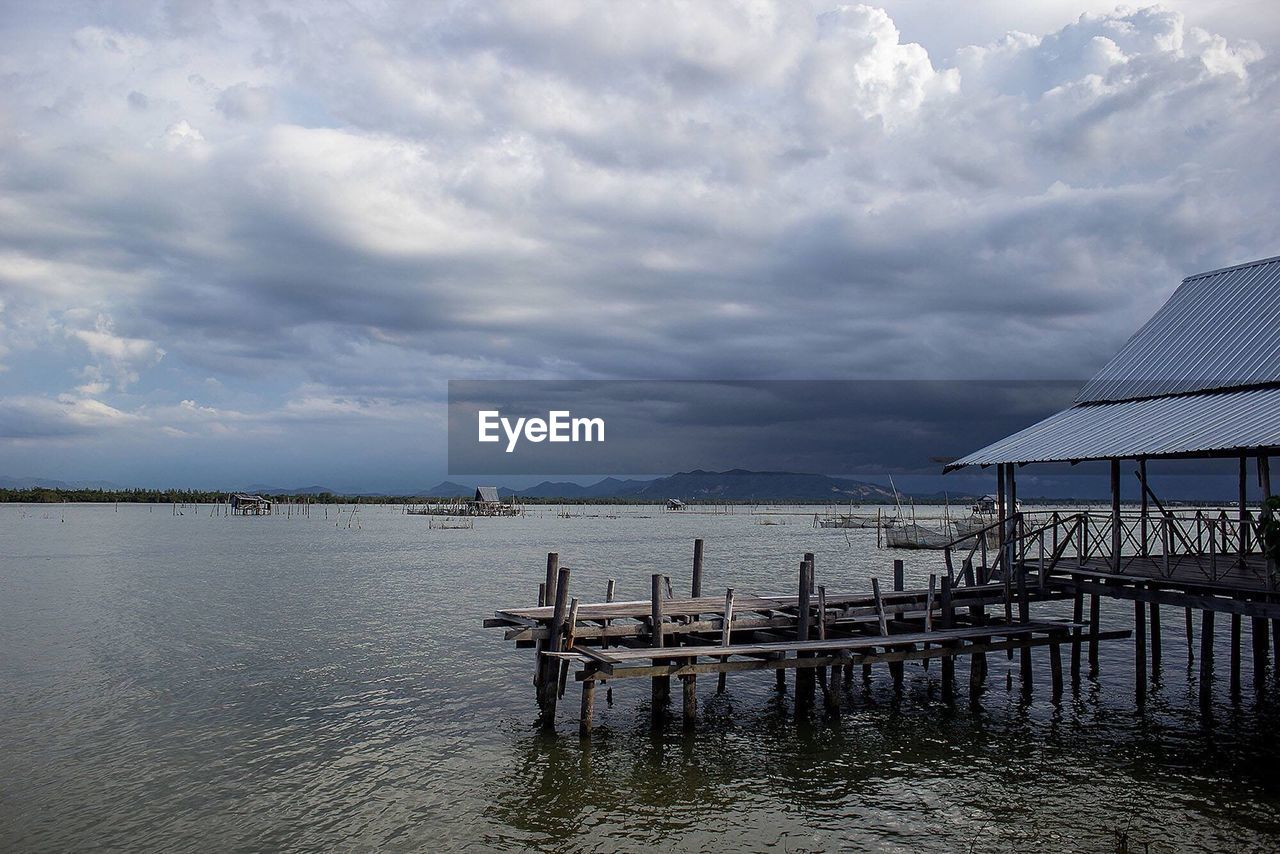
[589, 621, 1080, 664]
[578, 629, 1131, 681]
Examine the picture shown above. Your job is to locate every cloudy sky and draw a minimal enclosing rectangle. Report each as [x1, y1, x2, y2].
[1, 1, 1277, 491]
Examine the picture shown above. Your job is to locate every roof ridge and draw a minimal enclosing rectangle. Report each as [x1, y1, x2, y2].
[1184, 253, 1280, 282]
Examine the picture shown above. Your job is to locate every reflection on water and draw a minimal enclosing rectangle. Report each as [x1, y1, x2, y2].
[2, 503, 1280, 852]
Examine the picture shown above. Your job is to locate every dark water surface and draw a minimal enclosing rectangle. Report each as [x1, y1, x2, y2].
[3, 503, 1279, 852]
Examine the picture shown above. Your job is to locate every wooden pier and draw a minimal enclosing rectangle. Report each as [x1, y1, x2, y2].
[483, 540, 1138, 735]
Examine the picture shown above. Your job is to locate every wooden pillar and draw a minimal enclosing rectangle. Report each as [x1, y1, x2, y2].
[534, 553, 559, 707]
[1071, 589, 1084, 684]
[692, 538, 704, 598]
[1149, 602, 1161, 678]
[888, 562, 904, 691]
[1111, 459, 1122, 574]
[650, 573, 668, 726]
[1018, 543, 1031, 692]
[1139, 458, 1149, 557]
[1089, 592, 1101, 675]
[1239, 456, 1250, 558]
[967, 561, 987, 702]
[819, 585, 839, 716]
[1254, 618, 1270, 687]
[1186, 607, 1195, 663]
[579, 675, 597, 737]
[1134, 596, 1147, 705]
[604, 578, 616, 705]
[541, 565, 571, 730]
[940, 575, 955, 705]
[1231, 613, 1243, 700]
[796, 559, 814, 712]
[1199, 610, 1215, 707]
[718, 588, 734, 694]
[1050, 631, 1064, 701]
[682, 673, 697, 729]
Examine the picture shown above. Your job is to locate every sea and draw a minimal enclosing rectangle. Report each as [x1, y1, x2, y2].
[2, 502, 1278, 852]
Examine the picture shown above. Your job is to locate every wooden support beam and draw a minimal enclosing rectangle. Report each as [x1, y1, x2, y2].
[1050, 631, 1064, 701]
[796, 559, 815, 712]
[692, 538, 705, 598]
[1149, 602, 1161, 678]
[1200, 610, 1215, 707]
[1253, 617, 1269, 687]
[940, 575, 955, 705]
[1111, 458, 1122, 574]
[1089, 593, 1101, 676]
[1135, 596, 1147, 705]
[1231, 613, 1242, 700]
[1186, 607, 1195, 664]
[1071, 590, 1084, 685]
[557, 597, 580, 699]
[651, 573, 668, 726]
[1018, 560, 1032, 692]
[718, 588, 734, 694]
[579, 673, 597, 737]
[541, 565, 571, 730]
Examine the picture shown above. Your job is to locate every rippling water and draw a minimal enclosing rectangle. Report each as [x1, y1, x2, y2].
[3, 503, 1280, 852]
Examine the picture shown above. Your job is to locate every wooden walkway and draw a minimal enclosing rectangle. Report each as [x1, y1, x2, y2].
[484, 544, 1133, 735]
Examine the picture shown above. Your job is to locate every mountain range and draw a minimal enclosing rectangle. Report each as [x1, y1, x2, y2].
[425, 469, 904, 502]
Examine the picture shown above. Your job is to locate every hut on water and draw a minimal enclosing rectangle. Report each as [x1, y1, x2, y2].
[231, 493, 273, 515]
[944, 255, 1279, 698]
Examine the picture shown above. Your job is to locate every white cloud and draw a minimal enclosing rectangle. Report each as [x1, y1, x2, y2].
[0, 2, 1276, 481]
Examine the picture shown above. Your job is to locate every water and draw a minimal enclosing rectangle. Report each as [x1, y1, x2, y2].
[2, 503, 1279, 852]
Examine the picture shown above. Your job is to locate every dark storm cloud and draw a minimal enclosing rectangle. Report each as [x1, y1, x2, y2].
[0, 1, 1276, 489]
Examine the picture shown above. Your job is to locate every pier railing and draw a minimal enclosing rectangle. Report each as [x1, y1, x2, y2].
[945, 508, 1268, 587]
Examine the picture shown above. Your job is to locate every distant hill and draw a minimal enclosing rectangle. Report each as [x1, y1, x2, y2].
[242, 484, 340, 496]
[613, 469, 897, 502]
[425, 470, 899, 502]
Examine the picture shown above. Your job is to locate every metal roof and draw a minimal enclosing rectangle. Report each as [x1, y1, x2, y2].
[1076, 255, 1280, 404]
[945, 387, 1280, 470]
[474, 486, 500, 502]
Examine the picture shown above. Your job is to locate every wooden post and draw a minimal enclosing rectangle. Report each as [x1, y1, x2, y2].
[1231, 613, 1242, 700]
[818, 585, 838, 715]
[1111, 458, 1122, 574]
[940, 575, 955, 705]
[692, 538, 704, 598]
[1050, 631, 1064, 702]
[650, 573, 668, 726]
[682, 672, 697, 729]
[1139, 458, 1149, 557]
[1253, 618, 1269, 687]
[796, 559, 814, 712]
[1018, 555, 1032, 692]
[1134, 595, 1147, 705]
[1186, 607, 1195, 663]
[534, 553, 558, 707]
[1149, 602, 1161, 678]
[1071, 589, 1084, 684]
[893, 559, 905, 594]
[967, 561, 987, 701]
[579, 675, 597, 737]
[605, 579, 616, 705]
[718, 588, 734, 694]
[1240, 455, 1250, 559]
[1200, 610, 1215, 707]
[541, 565, 571, 730]
[557, 597, 580, 699]
[1089, 592, 1101, 675]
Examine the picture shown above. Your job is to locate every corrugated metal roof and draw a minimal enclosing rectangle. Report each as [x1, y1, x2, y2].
[474, 486, 500, 502]
[945, 387, 1280, 470]
[1076, 255, 1280, 403]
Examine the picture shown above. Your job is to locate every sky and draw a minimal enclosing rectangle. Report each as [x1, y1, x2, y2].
[1, 1, 1278, 492]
